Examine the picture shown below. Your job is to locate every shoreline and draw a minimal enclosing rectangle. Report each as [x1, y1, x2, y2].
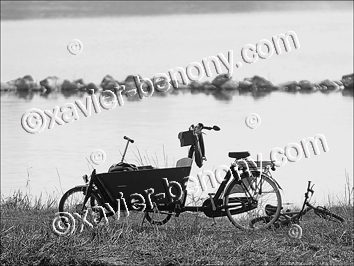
[1, 73, 353, 100]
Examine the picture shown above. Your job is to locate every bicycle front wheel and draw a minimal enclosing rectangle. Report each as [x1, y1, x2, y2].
[58, 186, 106, 226]
[224, 173, 282, 230]
[314, 206, 345, 223]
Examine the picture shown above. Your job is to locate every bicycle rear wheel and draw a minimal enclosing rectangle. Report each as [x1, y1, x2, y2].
[224, 172, 282, 230]
[314, 206, 345, 223]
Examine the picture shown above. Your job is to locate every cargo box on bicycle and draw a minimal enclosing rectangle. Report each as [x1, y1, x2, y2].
[95, 165, 191, 211]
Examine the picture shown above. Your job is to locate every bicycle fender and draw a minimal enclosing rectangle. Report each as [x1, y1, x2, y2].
[250, 170, 283, 191]
[73, 185, 88, 192]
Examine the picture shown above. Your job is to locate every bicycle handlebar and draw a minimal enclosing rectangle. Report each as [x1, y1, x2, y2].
[190, 123, 221, 132]
[307, 181, 311, 190]
[124, 136, 134, 143]
[204, 125, 221, 131]
[306, 181, 315, 197]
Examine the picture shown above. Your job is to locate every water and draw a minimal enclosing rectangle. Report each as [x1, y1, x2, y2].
[1, 90, 352, 205]
[1, 12, 353, 84]
[1, 10, 353, 206]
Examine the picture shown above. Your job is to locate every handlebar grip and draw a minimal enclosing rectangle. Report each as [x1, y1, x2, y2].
[124, 136, 134, 143]
[200, 124, 221, 131]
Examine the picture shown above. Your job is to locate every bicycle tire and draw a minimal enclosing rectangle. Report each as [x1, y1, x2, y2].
[314, 206, 345, 223]
[250, 215, 295, 229]
[224, 172, 282, 230]
[249, 216, 272, 227]
[58, 186, 106, 226]
[144, 210, 172, 225]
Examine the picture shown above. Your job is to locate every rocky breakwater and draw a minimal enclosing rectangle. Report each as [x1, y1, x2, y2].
[1, 73, 353, 99]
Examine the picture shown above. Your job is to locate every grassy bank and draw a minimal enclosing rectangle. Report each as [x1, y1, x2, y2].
[1, 185, 353, 266]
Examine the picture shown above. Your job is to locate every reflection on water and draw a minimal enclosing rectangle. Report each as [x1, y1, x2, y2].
[2, 86, 352, 103]
[1, 91, 352, 206]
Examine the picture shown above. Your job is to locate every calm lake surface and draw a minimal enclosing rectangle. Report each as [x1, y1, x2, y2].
[1, 90, 352, 206]
[1, 10, 353, 206]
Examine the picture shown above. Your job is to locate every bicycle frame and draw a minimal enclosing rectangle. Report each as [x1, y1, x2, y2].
[81, 169, 117, 216]
[272, 181, 317, 225]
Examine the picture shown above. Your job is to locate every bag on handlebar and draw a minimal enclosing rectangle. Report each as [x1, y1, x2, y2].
[179, 130, 205, 168]
[178, 130, 194, 147]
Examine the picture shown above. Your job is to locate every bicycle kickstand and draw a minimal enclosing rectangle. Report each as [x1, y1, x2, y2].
[211, 217, 217, 226]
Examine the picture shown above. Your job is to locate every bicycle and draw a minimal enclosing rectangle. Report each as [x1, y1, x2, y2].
[58, 123, 283, 231]
[250, 181, 345, 237]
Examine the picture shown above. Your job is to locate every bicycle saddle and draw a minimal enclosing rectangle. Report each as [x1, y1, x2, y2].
[228, 151, 250, 159]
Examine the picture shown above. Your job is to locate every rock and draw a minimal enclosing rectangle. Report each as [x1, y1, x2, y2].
[188, 81, 204, 91]
[170, 81, 189, 91]
[86, 82, 100, 92]
[124, 74, 141, 83]
[319, 79, 340, 91]
[123, 74, 149, 99]
[151, 76, 170, 93]
[23, 75, 34, 81]
[40, 76, 64, 91]
[10, 75, 40, 90]
[101, 75, 121, 91]
[342, 89, 353, 97]
[298, 80, 317, 91]
[61, 80, 79, 91]
[212, 73, 231, 88]
[219, 79, 238, 90]
[238, 80, 253, 91]
[279, 81, 300, 91]
[124, 74, 140, 89]
[201, 81, 218, 92]
[74, 78, 87, 90]
[1, 82, 17, 91]
[333, 80, 345, 90]
[341, 73, 353, 90]
[31, 84, 45, 92]
[244, 75, 274, 90]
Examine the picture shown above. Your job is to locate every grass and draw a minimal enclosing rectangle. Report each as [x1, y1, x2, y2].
[132, 145, 174, 168]
[1, 177, 353, 265]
